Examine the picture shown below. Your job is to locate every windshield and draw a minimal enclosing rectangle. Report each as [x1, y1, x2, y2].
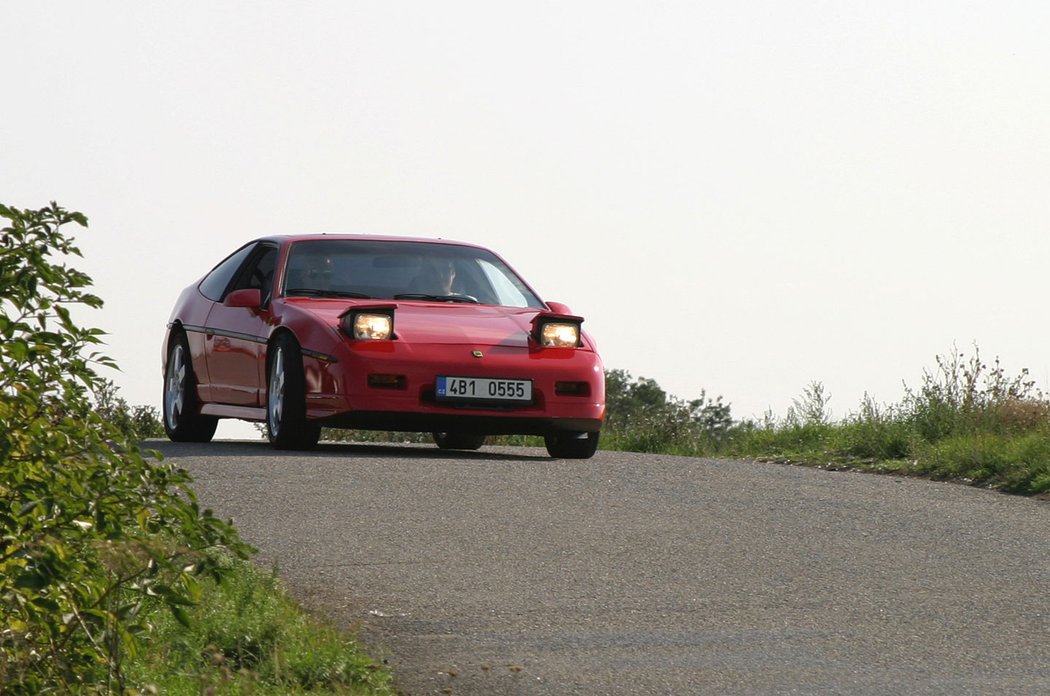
[282, 240, 545, 309]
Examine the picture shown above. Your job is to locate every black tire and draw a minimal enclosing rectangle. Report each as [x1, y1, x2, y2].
[266, 334, 321, 450]
[544, 431, 600, 459]
[432, 432, 487, 451]
[163, 333, 218, 442]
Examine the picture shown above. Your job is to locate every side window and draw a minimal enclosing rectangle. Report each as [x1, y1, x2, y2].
[231, 245, 278, 305]
[199, 244, 258, 301]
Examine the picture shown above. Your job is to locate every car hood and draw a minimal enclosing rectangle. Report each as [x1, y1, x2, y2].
[290, 300, 548, 348]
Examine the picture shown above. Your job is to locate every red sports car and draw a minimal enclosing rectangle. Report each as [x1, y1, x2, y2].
[162, 235, 605, 458]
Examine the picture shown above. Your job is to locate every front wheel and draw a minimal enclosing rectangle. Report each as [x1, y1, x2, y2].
[163, 333, 218, 443]
[544, 431, 599, 459]
[267, 334, 321, 450]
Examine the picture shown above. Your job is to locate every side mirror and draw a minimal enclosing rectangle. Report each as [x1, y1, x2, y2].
[546, 301, 573, 314]
[223, 288, 262, 309]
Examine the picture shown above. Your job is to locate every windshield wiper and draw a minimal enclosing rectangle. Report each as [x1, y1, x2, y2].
[287, 288, 373, 299]
[393, 293, 480, 304]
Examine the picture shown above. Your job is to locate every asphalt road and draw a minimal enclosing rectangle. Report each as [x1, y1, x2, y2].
[155, 440, 1050, 695]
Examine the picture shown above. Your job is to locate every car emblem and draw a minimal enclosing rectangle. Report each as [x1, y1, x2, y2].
[472, 350, 484, 358]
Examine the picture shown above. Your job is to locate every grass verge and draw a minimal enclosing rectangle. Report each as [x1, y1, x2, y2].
[600, 347, 1050, 496]
[126, 552, 395, 696]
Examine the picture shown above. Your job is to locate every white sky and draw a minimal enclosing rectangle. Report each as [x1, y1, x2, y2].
[3, 1, 1049, 438]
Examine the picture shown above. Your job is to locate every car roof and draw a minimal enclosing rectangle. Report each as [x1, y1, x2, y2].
[254, 233, 485, 249]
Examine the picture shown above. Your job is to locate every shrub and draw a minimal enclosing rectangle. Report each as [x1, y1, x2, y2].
[94, 378, 166, 440]
[0, 202, 249, 693]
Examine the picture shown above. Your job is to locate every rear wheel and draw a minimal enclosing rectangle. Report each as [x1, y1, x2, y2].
[163, 333, 218, 442]
[544, 431, 599, 459]
[432, 432, 487, 451]
[267, 334, 321, 450]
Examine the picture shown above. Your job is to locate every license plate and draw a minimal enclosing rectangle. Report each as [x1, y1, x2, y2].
[436, 376, 532, 403]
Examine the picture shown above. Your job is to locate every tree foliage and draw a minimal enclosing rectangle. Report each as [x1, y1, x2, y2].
[603, 368, 733, 453]
[0, 202, 250, 693]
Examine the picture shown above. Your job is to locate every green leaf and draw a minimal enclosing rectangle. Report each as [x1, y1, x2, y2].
[14, 571, 47, 590]
[30, 596, 62, 613]
[170, 604, 192, 628]
[8, 338, 29, 361]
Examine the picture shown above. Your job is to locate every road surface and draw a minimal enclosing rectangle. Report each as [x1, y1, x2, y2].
[155, 440, 1050, 695]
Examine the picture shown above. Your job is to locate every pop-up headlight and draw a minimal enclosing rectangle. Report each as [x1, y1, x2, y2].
[533, 313, 584, 348]
[540, 322, 580, 348]
[341, 309, 395, 340]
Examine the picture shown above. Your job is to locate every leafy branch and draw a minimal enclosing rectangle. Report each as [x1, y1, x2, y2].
[0, 202, 252, 694]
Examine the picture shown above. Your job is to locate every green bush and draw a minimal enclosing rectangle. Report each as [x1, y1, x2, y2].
[94, 378, 165, 440]
[0, 203, 249, 693]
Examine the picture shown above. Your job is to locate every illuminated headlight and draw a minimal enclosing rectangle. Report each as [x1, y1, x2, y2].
[540, 322, 580, 348]
[344, 312, 393, 340]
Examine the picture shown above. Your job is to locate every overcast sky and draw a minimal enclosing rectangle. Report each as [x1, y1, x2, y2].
[3, 1, 1049, 438]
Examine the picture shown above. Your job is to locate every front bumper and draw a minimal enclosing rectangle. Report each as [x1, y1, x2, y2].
[316, 411, 602, 436]
[302, 339, 606, 435]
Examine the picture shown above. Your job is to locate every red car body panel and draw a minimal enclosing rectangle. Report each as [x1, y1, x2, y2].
[163, 235, 605, 438]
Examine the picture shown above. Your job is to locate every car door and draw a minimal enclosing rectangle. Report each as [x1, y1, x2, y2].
[204, 243, 278, 406]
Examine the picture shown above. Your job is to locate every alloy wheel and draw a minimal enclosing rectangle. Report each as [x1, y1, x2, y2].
[165, 343, 187, 431]
[268, 345, 286, 437]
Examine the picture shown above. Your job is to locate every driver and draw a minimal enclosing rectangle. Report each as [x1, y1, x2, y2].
[412, 260, 457, 296]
